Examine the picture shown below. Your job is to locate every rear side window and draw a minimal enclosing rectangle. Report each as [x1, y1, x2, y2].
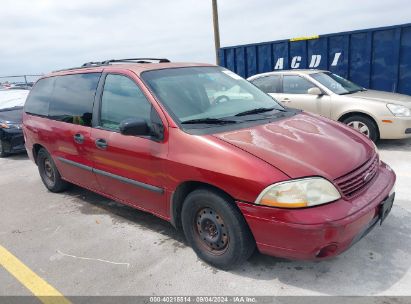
[24, 77, 55, 116]
[251, 75, 280, 93]
[282, 75, 314, 94]
[100, 74, 151, 131]
[48, 73, 101, 126]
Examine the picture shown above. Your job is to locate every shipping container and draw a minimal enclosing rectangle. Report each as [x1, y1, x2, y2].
[219, 23, 411, 95]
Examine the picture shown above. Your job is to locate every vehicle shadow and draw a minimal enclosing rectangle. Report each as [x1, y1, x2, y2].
[377, 138, 411, 151]
[62, 185, 411, 295]
[62, 185, 186, 244]
[4, 152, 28, 160]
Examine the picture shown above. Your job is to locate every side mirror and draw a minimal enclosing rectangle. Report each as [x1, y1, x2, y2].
[119, 118, 149, 136]
[307, 87, 323, 96]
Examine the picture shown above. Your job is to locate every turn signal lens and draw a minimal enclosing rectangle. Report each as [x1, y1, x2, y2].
[256, 177, 341, 208]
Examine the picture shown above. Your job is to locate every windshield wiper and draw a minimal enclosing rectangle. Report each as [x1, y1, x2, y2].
[340, 88, 365, 95]
[235, 107, 283, 117]
[181, 117, 237, 124]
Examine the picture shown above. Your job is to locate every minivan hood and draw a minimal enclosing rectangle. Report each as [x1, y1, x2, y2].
[349, 89, 411, 107]
[214, 112, 374, 181]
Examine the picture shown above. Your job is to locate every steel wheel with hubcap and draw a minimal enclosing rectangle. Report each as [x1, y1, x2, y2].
[37, 148, 70, 192]
[42, 158, 56, 187]
[343, 115, 378, 142]
[347, 121, 370, 137]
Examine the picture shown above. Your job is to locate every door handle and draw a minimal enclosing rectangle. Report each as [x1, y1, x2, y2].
[95, 138, 108, 150]
[281, 98, 290, 103]
[73, 133, 84, 144]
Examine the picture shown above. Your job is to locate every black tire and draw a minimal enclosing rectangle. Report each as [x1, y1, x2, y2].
[343, 115, 379, 142]
[0, 140, 9, 157]
[37, 148, 69, 192]
[181, 188, 255, 269]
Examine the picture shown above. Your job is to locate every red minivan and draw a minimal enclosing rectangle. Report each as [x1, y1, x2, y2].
[23, 58, 396, 269]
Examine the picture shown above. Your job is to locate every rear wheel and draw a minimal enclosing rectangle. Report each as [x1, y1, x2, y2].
[37, 148, 69, 192]
[181, 188, 255, 269]
[0, 140, 9, 157]
[343, 115, 378, 142]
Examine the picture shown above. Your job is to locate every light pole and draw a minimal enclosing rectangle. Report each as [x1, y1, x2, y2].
[212, 0, 221, 65]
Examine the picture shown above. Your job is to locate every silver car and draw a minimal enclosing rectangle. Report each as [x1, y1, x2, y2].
[248, 70, 411, 142]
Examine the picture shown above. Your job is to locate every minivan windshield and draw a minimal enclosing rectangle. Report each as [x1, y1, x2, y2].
[142, 67, 284, 124]
[311, 72, 364, 95]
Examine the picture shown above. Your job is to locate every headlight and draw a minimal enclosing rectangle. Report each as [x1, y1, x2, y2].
[387, 104, 411, 117]
[0, 122, 22, 129]
[255, 177, 341, 208]
[0, 122, 9, 129]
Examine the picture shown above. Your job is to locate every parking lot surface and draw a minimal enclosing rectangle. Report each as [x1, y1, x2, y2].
[1, 139, 411, 297]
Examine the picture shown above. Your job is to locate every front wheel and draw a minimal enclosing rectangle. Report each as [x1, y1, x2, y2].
[343, 115, 378, 142]
[37, 148, 70, 192]
[181, 188, 255, 269]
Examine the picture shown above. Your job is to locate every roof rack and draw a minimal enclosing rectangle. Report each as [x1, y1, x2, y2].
[101, 58, 170, 64]
[53, 63, 108, 73]
[81, 61, 109, 68]
[53, 58, 171, 73]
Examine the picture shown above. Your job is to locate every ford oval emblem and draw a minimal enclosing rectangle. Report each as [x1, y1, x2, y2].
[364, 172, 373, 183]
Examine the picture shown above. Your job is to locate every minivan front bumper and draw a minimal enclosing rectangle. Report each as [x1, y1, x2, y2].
[237, 163, 396, 260]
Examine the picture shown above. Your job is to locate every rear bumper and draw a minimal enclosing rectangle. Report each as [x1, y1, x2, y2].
[379, 116, 411, 139]
[237, 163, 396, 260]
[0, 129, 25, 153]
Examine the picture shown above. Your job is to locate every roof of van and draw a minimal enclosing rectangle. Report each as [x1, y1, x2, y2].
[247, 69, 328, 80]
[47, 62, 216, 78]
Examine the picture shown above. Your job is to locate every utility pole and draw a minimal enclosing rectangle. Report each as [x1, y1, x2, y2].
[212, 0, 221, 65]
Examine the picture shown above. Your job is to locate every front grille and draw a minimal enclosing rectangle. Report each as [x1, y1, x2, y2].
[334, 154, 379, 198]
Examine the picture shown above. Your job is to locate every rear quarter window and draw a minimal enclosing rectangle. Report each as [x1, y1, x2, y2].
[48, 73, 101, 126]
[251, 75, 281, 93]
[24, 77, 55, 116]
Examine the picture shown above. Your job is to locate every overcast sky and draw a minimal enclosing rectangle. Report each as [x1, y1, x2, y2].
[0, 0, 410, 77]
